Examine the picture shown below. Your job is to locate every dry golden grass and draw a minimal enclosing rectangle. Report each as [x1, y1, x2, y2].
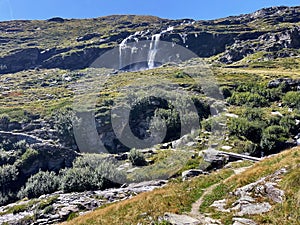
[61, 169, 233, 225]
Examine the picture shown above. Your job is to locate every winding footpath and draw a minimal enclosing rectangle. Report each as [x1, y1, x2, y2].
[188, 166, 251, 223]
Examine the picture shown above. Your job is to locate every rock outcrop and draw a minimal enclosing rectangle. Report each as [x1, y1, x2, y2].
[219, 26, 300, 63]
[0, 180, 167, 225]
[210, 168, 288, 217]
[0, 6, 299, 74]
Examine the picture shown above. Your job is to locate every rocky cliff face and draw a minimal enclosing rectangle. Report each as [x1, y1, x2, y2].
[0, 6, 299, 74]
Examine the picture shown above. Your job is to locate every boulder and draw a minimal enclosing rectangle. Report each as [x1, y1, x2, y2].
[233, 218, 257, 225]
[236, 202, 272, 216]
[182, 169, 207, 180]
[163, 213, 200, 225]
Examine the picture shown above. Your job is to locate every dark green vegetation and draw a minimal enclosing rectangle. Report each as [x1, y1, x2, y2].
[0, 5, 299, 224]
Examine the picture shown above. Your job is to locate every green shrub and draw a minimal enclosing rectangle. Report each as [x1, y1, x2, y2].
[0, 164, 19, 205]
[12, 140, 28, 152]
[67, 212, 79, 221]
[0, 164, 19, 192]
[73, 154, 126, 184]
[228, 117, 263, 143]
[242, 107, 264, 121]
[280, 115, 297, 134]
[53, 109, 77, 148]
[201, 116, 224, 132]
[228, 92, 268, 107]
[43, 205, 54, 214]
[60, 167, 104, 193]
[282, 91, 300, 109]
[128, 149, 147, 166]
[260, 125, 289, 153]
[60, 154, 126, 192]
[17, 170, 59, 199]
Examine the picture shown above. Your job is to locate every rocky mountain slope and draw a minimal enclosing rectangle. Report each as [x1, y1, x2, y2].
[0, 6, 300, 74]
[0, 5, 299, 225]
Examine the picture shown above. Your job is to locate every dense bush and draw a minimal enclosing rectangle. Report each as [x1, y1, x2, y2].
[13, 140, 28, 152]
[0, 164, 19, 205]
[17, 171, 59, 199]
[228, 92, 268, 107]
[260, 125, 289, 153]
[282, 91, 300, 109]
[232, 139, 258, 155]
[53, 109, 77, 148]
[0, 164, 19, 192]
[0, 114, 10, 130]
[280, 115, 297, 134]
[128, 149, 147, 166]
[60, 167, 104, 193]
[228, 117, 263, 143]
[73, 154, 126, 184]
[242, 107, 264, 121]
[201, 116, 224, 132]
[60, 154, 126, 192]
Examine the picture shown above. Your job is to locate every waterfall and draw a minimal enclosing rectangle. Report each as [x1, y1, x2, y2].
[119, 32, 141, 69]
[147, 33, 161, 69]
[119, 24, 197, 71]
[147, 26, 174, 69]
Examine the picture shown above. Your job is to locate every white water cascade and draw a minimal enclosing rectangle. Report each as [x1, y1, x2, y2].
[147, 33, 161, 69]
[119, 23, 201, 71]
[147, 26, 174, 69]
[119, 32, 139, 69]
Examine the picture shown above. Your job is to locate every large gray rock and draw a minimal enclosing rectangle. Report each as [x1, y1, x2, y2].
[233, 217, 257, 225]
[235, 202, 272, 216]
[182, 169, 207, 180]
[163, 213, 200, 225]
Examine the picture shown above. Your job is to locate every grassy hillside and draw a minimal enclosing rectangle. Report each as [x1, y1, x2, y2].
[62, 147, 300, 225]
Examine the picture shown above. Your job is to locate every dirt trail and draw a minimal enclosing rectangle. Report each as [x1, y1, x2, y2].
[189, 166, 251, 218]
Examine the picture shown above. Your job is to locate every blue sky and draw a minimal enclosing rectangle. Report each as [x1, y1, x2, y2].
[0, 0, 299, 21]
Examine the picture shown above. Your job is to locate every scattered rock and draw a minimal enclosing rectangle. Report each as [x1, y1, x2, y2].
[211, 168, 287, 217]
[0, 180, 167, 225]
[200, 149, 229, 170]
[268, 78, 298, 88]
